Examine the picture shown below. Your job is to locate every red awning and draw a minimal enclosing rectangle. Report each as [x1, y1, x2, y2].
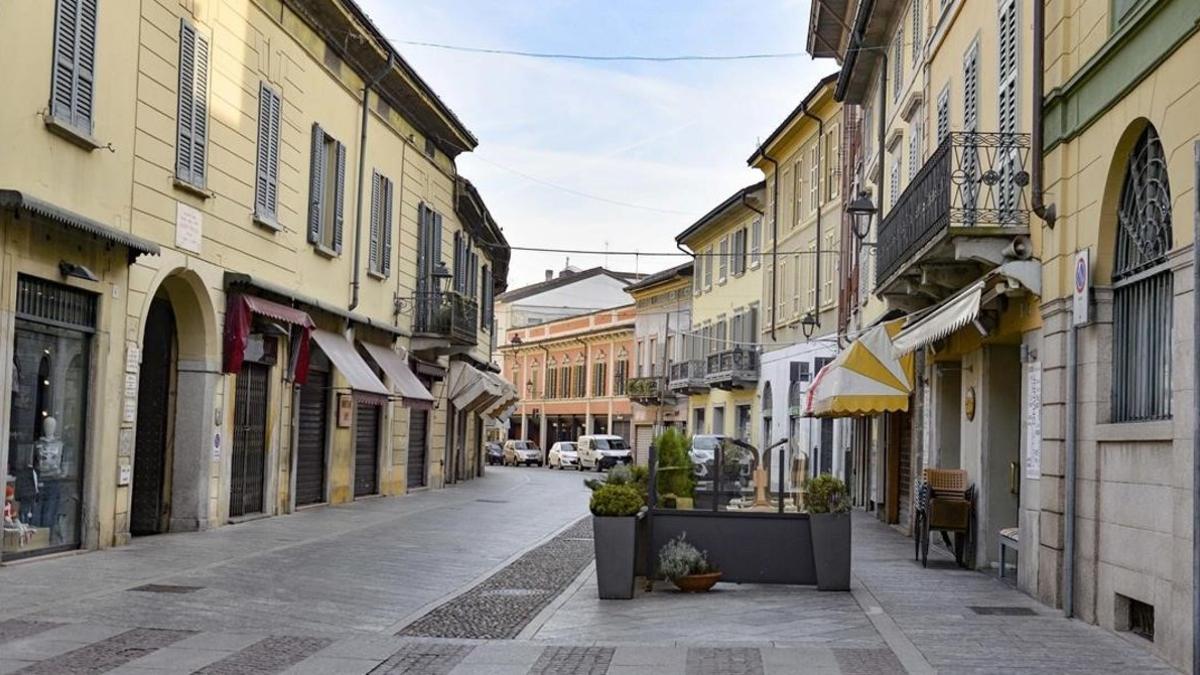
[223, 294, 316, 384]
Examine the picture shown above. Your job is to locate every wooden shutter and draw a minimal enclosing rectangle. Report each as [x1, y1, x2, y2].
[51, 0, 98, 133]
[936, 87, 950, 145]
[307, 123, 326, 244]
[332, 141, 346, 253]
[177, 20, 209, 187]
[416, 204, 428, 295]
[963, 43, 979, 132]
[381, 176, 393, 277]
[368, 172, 382, 273]
[255, 83, 281, 222]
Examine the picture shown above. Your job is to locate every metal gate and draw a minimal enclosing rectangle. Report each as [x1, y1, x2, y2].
[294, 368, 328, 506]
[634, 425, 654, 465]
[407, 409, 428, 489]
[132, 298, 174, 535]
[230, 362, 269, 518]
[355, 403, 381, 497]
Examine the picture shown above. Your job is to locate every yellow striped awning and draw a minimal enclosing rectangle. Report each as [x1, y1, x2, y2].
[804, 319, 914, 418]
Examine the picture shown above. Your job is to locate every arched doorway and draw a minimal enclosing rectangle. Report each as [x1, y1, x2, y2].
[131, 298, 176, 535]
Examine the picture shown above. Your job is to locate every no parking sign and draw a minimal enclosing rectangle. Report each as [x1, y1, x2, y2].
[1073, 249, 1090, 326]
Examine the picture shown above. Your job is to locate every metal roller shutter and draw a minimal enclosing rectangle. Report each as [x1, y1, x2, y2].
[355, 403, 381, 497]
[295, 368, 328, 506]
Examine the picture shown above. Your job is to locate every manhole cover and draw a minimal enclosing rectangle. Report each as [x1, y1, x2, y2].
[968, 606, 1036, 616]
[475, 499, 508, 504]
[480, 588, 548, 597]
[129, 584, 203, 594]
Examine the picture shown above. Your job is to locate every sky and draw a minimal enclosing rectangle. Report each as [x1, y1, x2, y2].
[357, 1, 838, 289]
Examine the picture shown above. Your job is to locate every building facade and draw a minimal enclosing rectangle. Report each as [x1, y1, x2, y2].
[673, 184, 766, 446]
[0, 0, 511, 562]
[502, 306, 635, 455]
[624, 262, 692, 462]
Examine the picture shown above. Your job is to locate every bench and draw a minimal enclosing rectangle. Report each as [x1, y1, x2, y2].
[998, 527, 1019, 580]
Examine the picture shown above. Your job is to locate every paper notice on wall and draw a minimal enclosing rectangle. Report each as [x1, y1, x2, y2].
[1025, 364, 1042, 479]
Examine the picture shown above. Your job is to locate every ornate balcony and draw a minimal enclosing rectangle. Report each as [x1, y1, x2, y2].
[669, 360, 708, 395]
[704, 347, 759, 390]
[414, 291, 478, 346]
[626, 375, 675, 405]
[875, 132, 1032, 302]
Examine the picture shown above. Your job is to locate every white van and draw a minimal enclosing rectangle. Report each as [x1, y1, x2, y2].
[577, 434, 633, 471]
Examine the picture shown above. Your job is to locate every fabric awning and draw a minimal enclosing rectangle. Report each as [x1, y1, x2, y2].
[448, 361, 505, 412]
[891, 281, 985, 357]
[310, 329, 390, 405]
[483, 376, 519, 418]
[223, 293, 315, 384]
[360, 342, 435, 410]
[804, 319, 914, 418]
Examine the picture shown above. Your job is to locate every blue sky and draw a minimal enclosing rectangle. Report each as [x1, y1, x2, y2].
[358, 0, 837, 288]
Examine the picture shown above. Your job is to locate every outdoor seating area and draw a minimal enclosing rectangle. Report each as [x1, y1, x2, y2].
[913, 468, 976, 568]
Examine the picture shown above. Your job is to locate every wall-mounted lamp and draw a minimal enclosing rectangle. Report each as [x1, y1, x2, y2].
[59, 261, 99, 282]
[800, 312, 820, 339]
[394, 260, 455, 314]
[846, 191, 877, 244]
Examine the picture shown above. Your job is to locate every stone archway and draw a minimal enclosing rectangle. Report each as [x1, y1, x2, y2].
[131, 269, 218, 534]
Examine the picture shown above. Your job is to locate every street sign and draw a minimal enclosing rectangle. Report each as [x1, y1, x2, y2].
[1073, 249, 1090, 326]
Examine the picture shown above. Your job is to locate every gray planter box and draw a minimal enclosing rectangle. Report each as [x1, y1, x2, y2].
[810, 512, 851, 591]
[594, 515, 637, 599]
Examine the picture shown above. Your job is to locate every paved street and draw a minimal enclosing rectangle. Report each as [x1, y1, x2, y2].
[0, 467, 1176, 674]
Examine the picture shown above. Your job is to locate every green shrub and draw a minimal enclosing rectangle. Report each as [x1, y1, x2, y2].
[657, 533, 714, 580]
[590, 483, 645, 517]
[654, 428, 695, 500]
[804, 473, 850, 514]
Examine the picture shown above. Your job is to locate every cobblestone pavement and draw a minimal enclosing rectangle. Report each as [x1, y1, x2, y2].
[0, 468, 1181, 674]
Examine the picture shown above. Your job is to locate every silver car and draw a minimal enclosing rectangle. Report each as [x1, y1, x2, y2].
[503, 440, 542, 467]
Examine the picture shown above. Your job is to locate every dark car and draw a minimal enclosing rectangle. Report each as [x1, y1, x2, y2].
[485, 442, 504, 466]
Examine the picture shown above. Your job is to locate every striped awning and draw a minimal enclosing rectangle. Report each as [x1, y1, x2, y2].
[804, 319, 914, 418]
[891, 281, 985, 357]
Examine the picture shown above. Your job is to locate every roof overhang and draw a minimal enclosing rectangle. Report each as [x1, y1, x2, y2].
[456, 176, 510, 292]
[0, 190, 160, 263]
[747, 73, 839, 166]
[807, 0, 857, 60]
[835, 0, 904, 104]
[675, 182, 765, 248]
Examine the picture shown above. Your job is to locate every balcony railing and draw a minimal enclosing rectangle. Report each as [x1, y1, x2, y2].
[414, 291, 478, 345]
[626, 375, 674, 404]
[704, 347, 759, 390]
[669, 360, 708, 394]
[875, 132, 1031, 289]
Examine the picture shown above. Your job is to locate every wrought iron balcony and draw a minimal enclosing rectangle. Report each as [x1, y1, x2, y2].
[704, 347, 759, 390]
[626, 375, 675, 404]
[414, 291, 478, 346]
[669, 360, 708, 394]
[875, 132, 1032, 293]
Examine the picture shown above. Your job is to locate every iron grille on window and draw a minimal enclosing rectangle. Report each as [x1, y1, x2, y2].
[1112, 125, 1173, 422]
[16, 275, 97, 330]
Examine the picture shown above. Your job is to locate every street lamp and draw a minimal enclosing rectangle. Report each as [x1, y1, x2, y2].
[846, 191, 878, 243]
[393, 260, 456, 314]
[431, 260, 453, 292]
[800, 311, 820, 339]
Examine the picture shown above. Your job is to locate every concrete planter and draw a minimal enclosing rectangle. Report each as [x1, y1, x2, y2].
[810, 512, 851, 591]
[594, 515, 637, 599]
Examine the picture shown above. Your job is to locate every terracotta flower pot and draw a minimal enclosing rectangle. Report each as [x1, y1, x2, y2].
[671, 571, 722, 593]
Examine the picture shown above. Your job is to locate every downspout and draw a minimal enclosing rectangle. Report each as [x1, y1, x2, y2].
[1032, 1, 1057, 228]
[762, 154, 781, 341]
[800, 105, 825, 322]
[350, 52, 395, 311]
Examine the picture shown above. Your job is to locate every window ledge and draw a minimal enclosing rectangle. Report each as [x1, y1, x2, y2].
[313, 244, 339, 259]
[1094, 419, 1172, 443]
[367, 269, 388, 281]
[173, 178, 213, 200]
[252, 213, 281, 232]
[44, 116, 103, 151]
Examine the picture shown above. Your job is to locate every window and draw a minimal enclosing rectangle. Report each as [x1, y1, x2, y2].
[715, 320, 728, 351]
[998, 0, 1020, 216]
[636, 340, 645, 377]
[176, 19, 210, 188]
[649, 337, 658, 376]
[1112, 125, 1173, 422]
[481, 266, 494, 331]
[718, 237, 729, 283]
[545, 359, 558, 398]
[793, 159, 804, 226]
[826, 124, 840, 200]
[777, 258, 788, 318]
[908, 111, 923, 182]
[890, 158, 901, 209]
[936, 85, 951, 145]
[592, 361, 607, 397]
[792, 253, 802, 315]
[750, 217, 762, 266]
[253, 83, 282, 226]
[807, 241, 817, 311]
[792, 360, 812, 383]
[809, 145, 820, 213]
[963, 40, 980, 222]
[307, 124, 346, 253]
[703, 247, 713, 289]
[559, 364, 571, 399]
[893, 27, 904, 102]
[712, 406, 726, 435]
[368, 172, 394, 277]
[736, 405, 752, 442]
[49, 0, 98, 137]
[415, 203, 444, 329]
[823, 228, 836, 307]
[912, 0, 923, 61]
[614, 357, 628, 395]
[574, 361, 587, 398]
[530, 362, 540, 398]
[452, 233, 479, 297]
[732, 228, 748, 275]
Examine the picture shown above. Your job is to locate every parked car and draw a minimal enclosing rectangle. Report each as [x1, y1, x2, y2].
[485, 442, 504, 466]
[689, 434, 724, 481]
[548, 441, 580, 470]
[577, 434, 633, 471]
[503, 440, 543, 466]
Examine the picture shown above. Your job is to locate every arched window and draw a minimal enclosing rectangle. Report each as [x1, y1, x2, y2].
[1112, 125, 1173, 422]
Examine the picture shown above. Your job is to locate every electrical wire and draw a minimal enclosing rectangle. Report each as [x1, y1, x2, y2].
[393, 39, 811, 63]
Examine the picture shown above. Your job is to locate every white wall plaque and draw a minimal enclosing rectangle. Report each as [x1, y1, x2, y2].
[176, 202, 203, 253]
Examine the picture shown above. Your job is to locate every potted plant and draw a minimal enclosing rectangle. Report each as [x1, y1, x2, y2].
[805, 473, 851, 591]
[654, 428, 695, 509]
[658, 533, 721, 592]
[591, 482, 645, 599]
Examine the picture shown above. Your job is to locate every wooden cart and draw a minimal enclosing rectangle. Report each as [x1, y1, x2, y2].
[913, 468, 976, 568]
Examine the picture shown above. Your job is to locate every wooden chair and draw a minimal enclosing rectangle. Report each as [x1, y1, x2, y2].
[913, 468, 976, 568]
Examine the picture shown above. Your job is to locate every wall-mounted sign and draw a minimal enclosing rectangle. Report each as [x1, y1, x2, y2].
[117, 462, 132, 487]
[338, 394, 353, 428]
[1025, 364, 1042, 479]
[176, 202, 203, 253]
[1073, 249, 1090, 326]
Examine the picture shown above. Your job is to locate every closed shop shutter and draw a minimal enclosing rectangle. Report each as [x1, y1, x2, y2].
[407, 409, 428, 489]
[634, 425, 654, 465]
[295, 368, 329, 506]
[355, 403, 381, 497]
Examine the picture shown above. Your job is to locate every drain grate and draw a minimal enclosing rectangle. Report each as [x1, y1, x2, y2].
[129, 584, 204, 594]
[969, 606, 1037, 616]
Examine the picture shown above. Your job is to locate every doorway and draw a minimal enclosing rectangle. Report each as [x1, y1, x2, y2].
[131, 298, 176, 535]
[355, 402, 382, 497]
[295, 351, 330, 507]
[230, 362, 270, 517]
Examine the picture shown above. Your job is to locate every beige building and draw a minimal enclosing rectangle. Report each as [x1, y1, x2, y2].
[0, 0, 512, 562]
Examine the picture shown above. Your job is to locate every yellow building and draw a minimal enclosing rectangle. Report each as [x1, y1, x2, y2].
[673, 183, 766, 445]
[1037, 0, 1200, 666]
[0, 0, 512, 562]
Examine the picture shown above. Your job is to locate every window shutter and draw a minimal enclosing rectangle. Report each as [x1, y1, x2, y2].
[381, 177, 393, 277]
[936, 87, 950, 145]
[747, 306, 757, 342]
[307, 123, 326, 244]
[368, 172, 381, 272]
[911, 0, 922, 61]
[416, 204, 428, 295]
[51, 0, 98, 133]
[176, 22, 196, 183]
[332, 141, 346, 253]
[190, 31, 209, 185]
[255, 83, 281, 221]
[73, 0, 97, 130]
[963, 43, 979, 132]
[432, 212, 443, 274]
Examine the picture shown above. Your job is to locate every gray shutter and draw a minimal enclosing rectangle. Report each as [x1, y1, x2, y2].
[368, 172, 381, 272]
[747, 306, 758, 344]
[963, 44, 978, 132]
[73, 0, 97, 130]
[416, 203, 428, 295]
[51, 0, 98, 133]
[381, 177, 393, 277]
[176, 22, 196, 183]
[432, 212, 443, 276]
[936, 87, 950, 145]
[254, 83, 280, 221]
[307, 123, 325, 244]
[332, 141, 346, 253]
[190, 31, 209, 185]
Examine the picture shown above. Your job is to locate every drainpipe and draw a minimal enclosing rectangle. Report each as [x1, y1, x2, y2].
[1192, 140, 1199, 675]
[800, 105, 825, 322]
[762, 154, 781, 341]
[1032, 1, 1057, 228]
[349, 52, 395, 311]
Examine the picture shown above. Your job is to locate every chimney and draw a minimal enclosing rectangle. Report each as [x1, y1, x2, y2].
[544, 269, 554, 281]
